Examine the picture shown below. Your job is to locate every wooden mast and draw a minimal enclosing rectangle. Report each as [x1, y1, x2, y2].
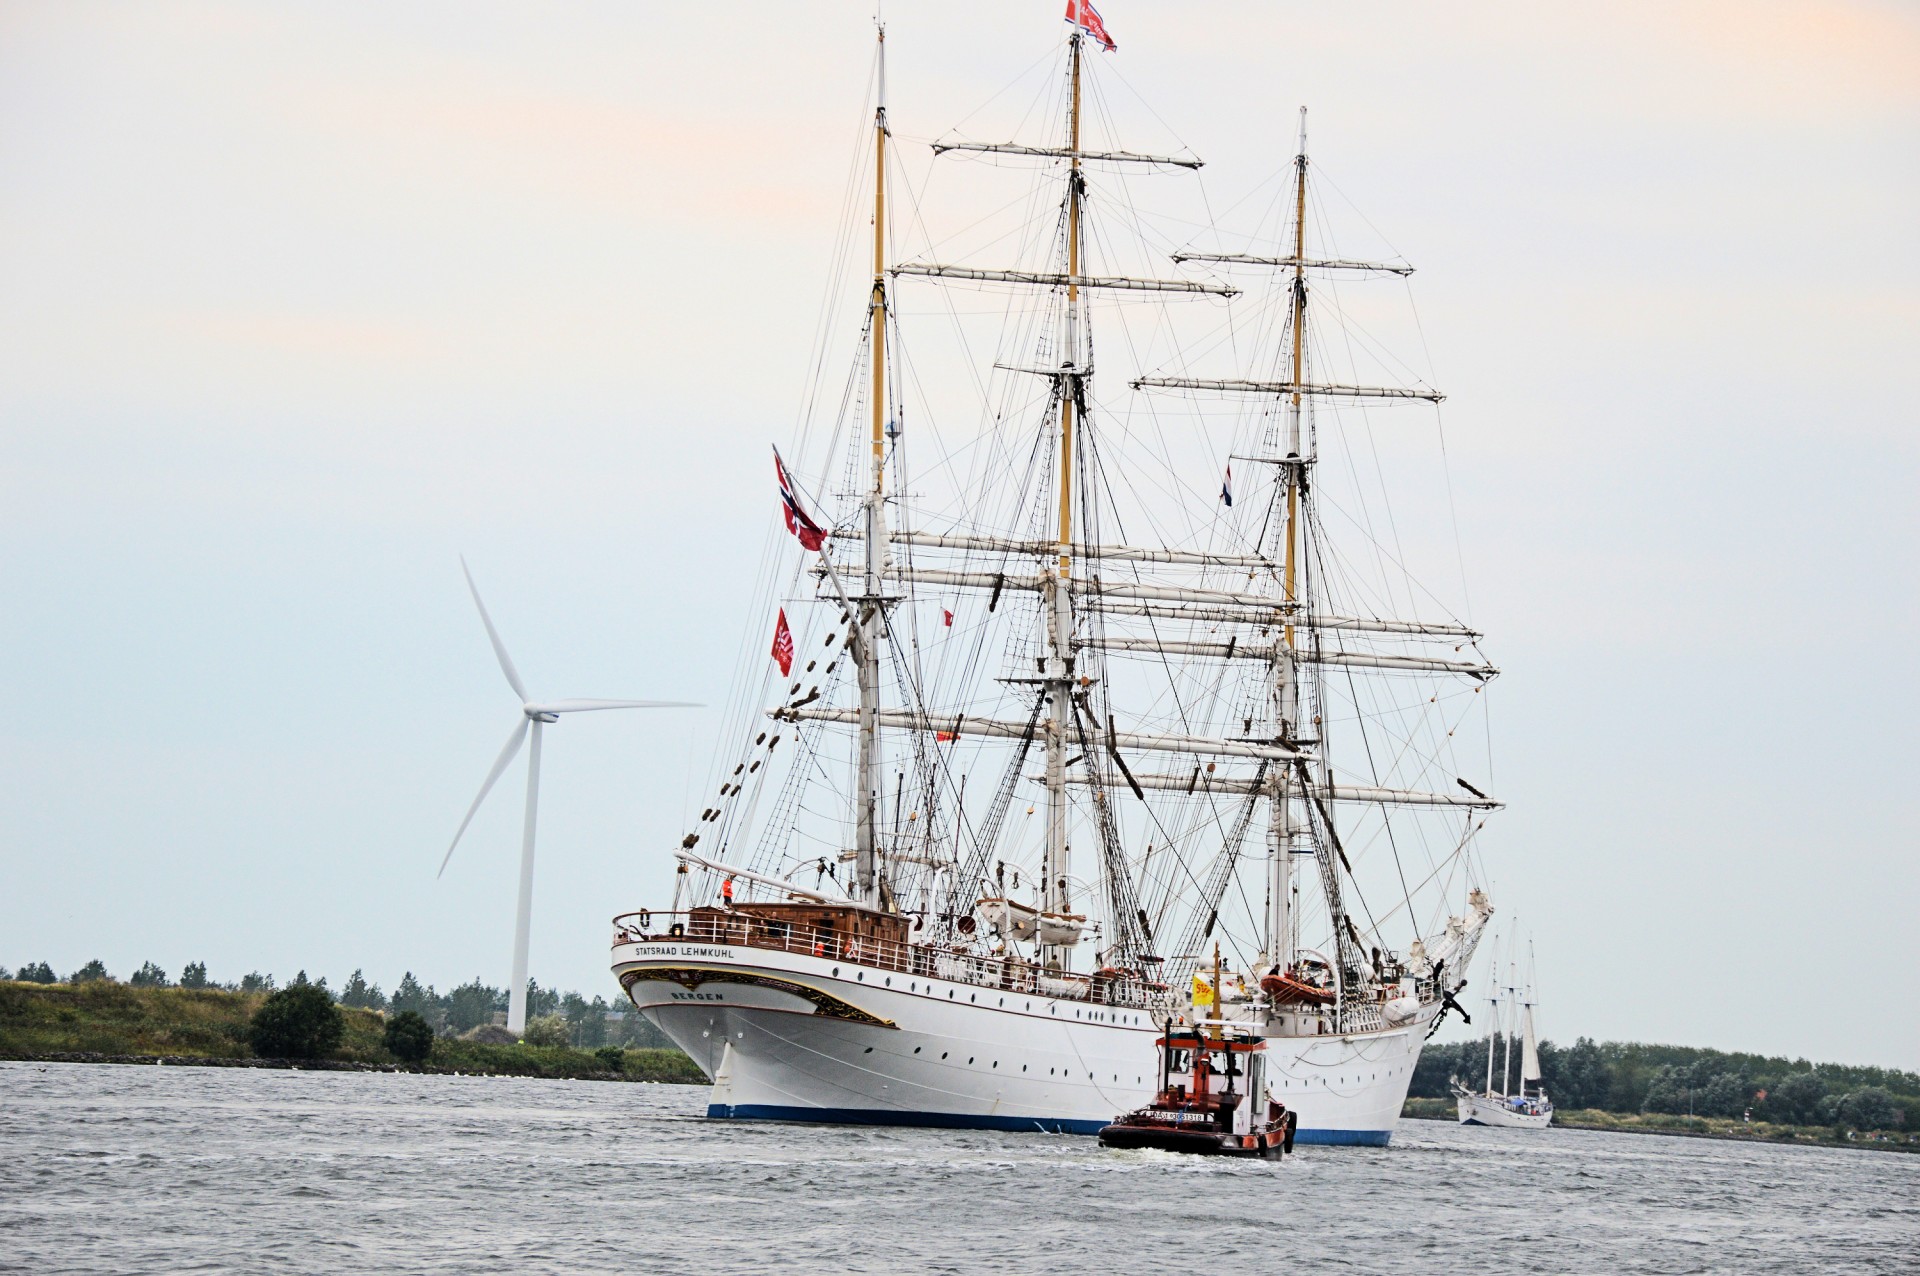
[1042, 32, 1084, 965]
[854, 24, 890, 907]
[1282, 108, 1308, 651]
[1267, 109, 1311, 994]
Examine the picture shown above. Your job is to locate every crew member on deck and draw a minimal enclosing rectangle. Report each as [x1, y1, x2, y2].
[721, 876, 736, 909]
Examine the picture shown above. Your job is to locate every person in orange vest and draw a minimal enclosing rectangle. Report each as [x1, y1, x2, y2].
[721, 876, 736, 909]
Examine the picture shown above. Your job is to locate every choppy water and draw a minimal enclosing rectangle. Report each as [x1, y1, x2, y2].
[2, 1062, 1914, 1274]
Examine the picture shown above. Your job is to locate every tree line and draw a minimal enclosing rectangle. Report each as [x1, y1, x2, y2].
[1414, 1036, 1917, 1133]
[3, 959, 669, 1051]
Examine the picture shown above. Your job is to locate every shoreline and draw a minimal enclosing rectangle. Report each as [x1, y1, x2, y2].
[1403, 1110, 1919, 1154]
[4, 1051, 703, 1082]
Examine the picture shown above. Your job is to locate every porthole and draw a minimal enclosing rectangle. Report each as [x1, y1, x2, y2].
[857, 972, 864, 982]
[1022, 1064, 1028, 1072]
[948, 990, 954, 1000]
[999, 998, 1004, 1007]
[968, 1057, 975, 1065]
[913, 1046, 922, 1054]
[832, 967, 840, 977]
[970, 994, 976, 1003]
[941, 1052, 949, 1060]
[863, 1047, 873, 1054]
[992, 1061, 998, 1069]
[884, 977, 891, 987]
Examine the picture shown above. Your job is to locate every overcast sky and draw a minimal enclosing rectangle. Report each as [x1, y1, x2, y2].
[2, 2, 1915, 1068]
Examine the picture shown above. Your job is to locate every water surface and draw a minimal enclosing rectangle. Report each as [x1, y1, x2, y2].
[2, 1062, 1913, 1273]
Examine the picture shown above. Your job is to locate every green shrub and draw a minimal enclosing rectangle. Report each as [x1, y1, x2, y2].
[248, 984, 344, 1060]
[523, 1014, 571, 1048]
[593, 1045, 625, 1073]
[383, 1010, 434, 1064]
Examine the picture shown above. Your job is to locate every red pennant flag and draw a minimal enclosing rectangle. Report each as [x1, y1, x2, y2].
[935, 730, 956, 743]
[943, 608, 954, 627]
[771, 607, 794, 677]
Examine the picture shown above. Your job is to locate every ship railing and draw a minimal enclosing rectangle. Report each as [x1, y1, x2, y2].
[611, 910, 1158, 1010]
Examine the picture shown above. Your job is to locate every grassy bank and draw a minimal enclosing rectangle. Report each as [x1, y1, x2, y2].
[1401, 1095, 1918, 1152]
[0, 980, 705, 1084]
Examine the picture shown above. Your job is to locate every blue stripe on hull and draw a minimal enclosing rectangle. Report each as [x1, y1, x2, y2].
[709, 1103, 1106, 1135]
[708, 1103, 1393, 1145]
[1290, 1127, 1392, 1147]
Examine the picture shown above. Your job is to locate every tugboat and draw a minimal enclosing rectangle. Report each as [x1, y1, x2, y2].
[1099, 954, 1297, 1158]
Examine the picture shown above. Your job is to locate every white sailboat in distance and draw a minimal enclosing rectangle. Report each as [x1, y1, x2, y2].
[1455, 933, 1553, 1129]
[612, 9, 1500, 1145]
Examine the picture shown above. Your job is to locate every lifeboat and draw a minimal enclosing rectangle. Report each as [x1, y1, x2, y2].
[975, 897, 1038, 940]
[1036, 910, 1087, 946]
[1259, 968, 1336, 1007]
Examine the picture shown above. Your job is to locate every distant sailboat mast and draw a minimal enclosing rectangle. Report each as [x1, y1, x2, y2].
[1520, 938, 1543, 1097]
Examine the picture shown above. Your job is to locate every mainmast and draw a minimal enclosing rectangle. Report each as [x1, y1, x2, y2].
[1041, 32, 1086, 967]
[855, 24, 892, 908]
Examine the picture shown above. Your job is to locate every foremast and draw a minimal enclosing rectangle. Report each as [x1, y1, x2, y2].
[1138, 111, 1486, 1027]
[1266, 110, 1311, 989]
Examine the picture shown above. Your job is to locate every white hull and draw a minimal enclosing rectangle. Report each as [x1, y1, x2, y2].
[1455, 1091, 1552, 1129]
[615, 938, 1429, 1145]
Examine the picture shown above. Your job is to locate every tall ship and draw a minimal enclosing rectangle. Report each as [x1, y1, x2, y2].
[613, 8, 1500, 1146]
[1455, 933, 1552, 1128]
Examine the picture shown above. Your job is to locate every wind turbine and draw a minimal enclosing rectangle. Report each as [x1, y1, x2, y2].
[440, 558, 697, 1035]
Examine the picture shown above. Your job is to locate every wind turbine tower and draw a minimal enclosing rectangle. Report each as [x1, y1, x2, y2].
[440, 559, 696, 1034]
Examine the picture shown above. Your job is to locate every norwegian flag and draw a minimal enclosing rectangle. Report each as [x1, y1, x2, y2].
[771, 607, 795, 677]
[773, 446, 828, 552]
[1065, 0, 1116, 52]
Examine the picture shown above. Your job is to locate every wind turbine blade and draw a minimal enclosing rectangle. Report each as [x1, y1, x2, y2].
[460, 557, 529, 703]
[529, 698, 703, 714]
[437, 717, 530, 878]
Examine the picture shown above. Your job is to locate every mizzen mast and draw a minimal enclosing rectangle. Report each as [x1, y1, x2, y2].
[855, 23, 892, 909]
